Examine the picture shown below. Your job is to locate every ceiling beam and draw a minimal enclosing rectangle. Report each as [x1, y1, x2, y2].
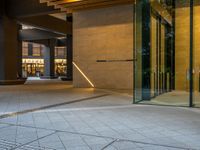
[19, 28, 64, 41]
[151, 0, 172, 25]
[47, 0, 82, 7]
[24, 39, 66, 47]
[41, 0, 134, 12]
[0, 0, 5, 16]
[61, 0, 134, 12]
[18, 15, 72, 35]
[6, 0, 59, 18]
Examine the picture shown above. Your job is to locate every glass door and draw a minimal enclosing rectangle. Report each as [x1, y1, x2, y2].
[134, 0, 144, 102]
[134, 0, 190, 106]
[193, 0, 200, 107]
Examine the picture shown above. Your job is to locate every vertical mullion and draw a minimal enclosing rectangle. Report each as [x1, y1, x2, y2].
[133, 1, 136, 103]
[189, 0, 193, 107]
[156, 18, 159, 96]
[159, 18, 162, 94]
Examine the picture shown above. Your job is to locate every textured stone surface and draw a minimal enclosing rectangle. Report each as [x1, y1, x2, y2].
[73, 4, 133, 89]
[175, 6, 190, 91]
[175, 5, 200, 92]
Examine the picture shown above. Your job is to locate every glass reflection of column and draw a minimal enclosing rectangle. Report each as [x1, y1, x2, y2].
[193, 0, 200, 107]
[134, 0, 151, 102]
[150, 14, 157, 98]
[135, 0, 192, 106]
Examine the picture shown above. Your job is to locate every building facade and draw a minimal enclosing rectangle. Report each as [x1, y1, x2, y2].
[0, 0, 199, 107]
[134, 0, 200, 107]
[22, 42, 67, 78]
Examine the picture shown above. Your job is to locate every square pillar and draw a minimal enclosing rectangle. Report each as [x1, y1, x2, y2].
[66, 34, 73, 80]
[17, 25, 23, 78]
[43, 39, 56, 79]
[0, 16, 25, 84]
[66, 15, 73, 81]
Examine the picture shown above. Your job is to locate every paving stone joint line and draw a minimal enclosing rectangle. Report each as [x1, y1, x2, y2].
[0, 122, 197, 150]
[10, 131, 57, 150]
[101, 139, 118, 150]
[0, 94, 110, 120]
[0, 139, 55, 150]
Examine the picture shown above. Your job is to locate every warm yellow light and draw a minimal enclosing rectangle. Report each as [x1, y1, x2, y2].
[73, 62, 94, 88]
[55, 59, 66, 64]
[64, 0, 81, 3]
[22, 59, 44, 64]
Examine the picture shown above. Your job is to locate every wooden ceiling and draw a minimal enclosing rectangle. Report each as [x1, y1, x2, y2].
[40, 0, 134, 13]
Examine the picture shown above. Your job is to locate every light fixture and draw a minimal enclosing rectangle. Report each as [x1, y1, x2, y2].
[73, 62, 94, 88]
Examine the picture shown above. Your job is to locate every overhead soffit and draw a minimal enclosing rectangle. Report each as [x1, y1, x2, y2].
[40, 0, 134, 13]
[49, 13, 67, 21]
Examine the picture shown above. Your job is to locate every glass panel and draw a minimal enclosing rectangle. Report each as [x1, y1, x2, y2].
[134, 0, 143, 102]
[32, 43, 41, 56]
[22, 59, 44, 77]
[22, 42, 28, 56]
[55, 59, 67, 76]
[150, 15, 157, 98]
[134, 0, 190, 106]
[54, 47, 67, 76]
[193, 0, 200, 107]
[174, 0, 190, 106]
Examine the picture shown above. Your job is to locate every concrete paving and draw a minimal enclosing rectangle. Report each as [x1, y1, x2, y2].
[0, 79, 200, 150]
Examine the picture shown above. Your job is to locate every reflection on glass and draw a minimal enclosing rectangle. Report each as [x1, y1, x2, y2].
[55, 59, 67, 76]
[134, 0, 191, 106]
[193, 0, 200, 107]
[22, 59, 44, 77]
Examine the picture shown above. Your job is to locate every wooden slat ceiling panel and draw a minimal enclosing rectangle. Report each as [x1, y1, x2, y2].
[40, 0, 134, 12]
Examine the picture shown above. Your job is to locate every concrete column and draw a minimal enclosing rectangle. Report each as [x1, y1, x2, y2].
[0, 16, 25, 85]
[66, 34, 73, 80]
[66, 15, 73, 80]
[17, 25, 23, 78]
[28, 43, 33, 56]
[43, 39, 56, 79]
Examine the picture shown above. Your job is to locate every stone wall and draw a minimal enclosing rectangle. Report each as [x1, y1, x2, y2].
[73, 4, 134, 89]
[175, 5, 200, 91]
[194, 6, 200, 92]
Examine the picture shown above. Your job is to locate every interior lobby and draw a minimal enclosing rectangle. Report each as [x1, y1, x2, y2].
[0, 0, 200, 150]
[134, 0, 200, 107]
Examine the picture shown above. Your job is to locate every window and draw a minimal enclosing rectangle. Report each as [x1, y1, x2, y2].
[22, 42, 28, 56]
[55, 47, 66, 57]
[32, 43, 42, 57]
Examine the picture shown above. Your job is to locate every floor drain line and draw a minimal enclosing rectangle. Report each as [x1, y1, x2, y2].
[0, 94, 110, 119]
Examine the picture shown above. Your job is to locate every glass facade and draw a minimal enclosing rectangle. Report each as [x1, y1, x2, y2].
[22, 42, 67, 77]
[22, 59, 44, 77]
[193, 0, 200, 107]
[134, 0, 200, 107]
[55, 47, 67, 76]
[32, 43, 43, 57]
